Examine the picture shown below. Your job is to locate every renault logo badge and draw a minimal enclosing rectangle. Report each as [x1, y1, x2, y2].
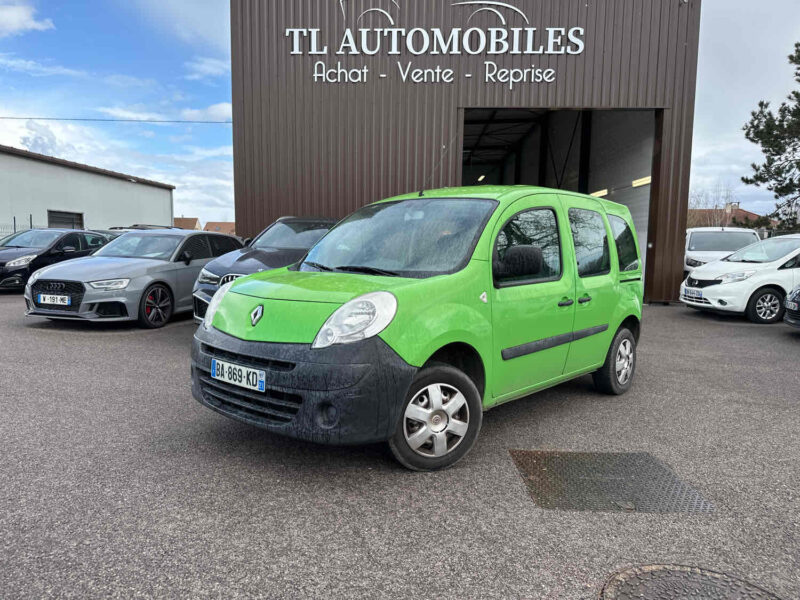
[250, 305, 264, 327]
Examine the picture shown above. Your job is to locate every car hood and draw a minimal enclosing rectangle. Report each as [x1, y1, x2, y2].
[34, 256, 165, 281]
[689, 259, 774, 280]
[0, 246, 40, 264]
[206, 247, 307, 276]
[686, 250, 733, 263]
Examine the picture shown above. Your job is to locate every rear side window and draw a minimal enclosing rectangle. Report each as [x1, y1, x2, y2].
[208, 235, 241, 257]
[608, 215, 640, 272]
[494, 208, 562, 285]
[179, 235, 212, 260]
[569, 208, 610, 278]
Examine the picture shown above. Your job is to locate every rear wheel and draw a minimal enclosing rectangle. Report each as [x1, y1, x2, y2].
[746, 288, 784, 324]
[388, 365, 482, 471]
[138, 284, 173, 329]
[593, 328, 636, 395]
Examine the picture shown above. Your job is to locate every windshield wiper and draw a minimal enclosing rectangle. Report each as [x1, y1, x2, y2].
[303, 261, 334, 272]
[335, 265, 401, 277]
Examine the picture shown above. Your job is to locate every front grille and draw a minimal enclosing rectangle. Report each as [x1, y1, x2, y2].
[198, 371, 303, 425]
[193, 296, 208, 319]
[220, 273, 245, 285]
[787, 308, 800, 320]
[31, 280, 85, 312]
[201, 344, 295, 372]
[686, 277, 719, 289]
[681, 294, 712, 305]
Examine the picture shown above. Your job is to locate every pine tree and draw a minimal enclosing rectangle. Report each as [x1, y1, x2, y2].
[743, 42, 800, 229]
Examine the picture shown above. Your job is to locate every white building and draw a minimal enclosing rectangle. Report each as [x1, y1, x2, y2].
[0, 144, 173, 234]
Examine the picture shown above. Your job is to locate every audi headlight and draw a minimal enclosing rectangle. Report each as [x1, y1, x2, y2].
[198, 268, 220, 285]
[686, 258, 705, 268]
[89, 279, 130, 290]
[716, 271, 755, 285]
[6, 254, 36, 268]
[312, 291, 397, 349]
[203, 280, 235, 330]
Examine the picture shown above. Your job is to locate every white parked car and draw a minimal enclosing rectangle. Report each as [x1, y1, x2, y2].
[684, 227, 761, 276]
[680, 234, 800, 324]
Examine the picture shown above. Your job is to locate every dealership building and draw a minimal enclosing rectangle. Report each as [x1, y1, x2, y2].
[231, 0, 702, 302]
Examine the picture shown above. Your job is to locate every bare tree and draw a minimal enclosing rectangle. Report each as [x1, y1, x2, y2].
[687, 182, 736, 228]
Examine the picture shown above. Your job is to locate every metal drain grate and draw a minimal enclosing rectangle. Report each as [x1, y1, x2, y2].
[509, 451, 714, 513]
[601, 565, 782, 599]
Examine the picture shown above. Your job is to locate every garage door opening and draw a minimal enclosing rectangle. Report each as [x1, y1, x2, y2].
[47, 210, 84, 229]
[461, 108, 657, 269]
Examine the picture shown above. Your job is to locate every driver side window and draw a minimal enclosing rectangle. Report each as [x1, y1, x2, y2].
[56, 233, 82, 251]
[493, 208, 562, 286]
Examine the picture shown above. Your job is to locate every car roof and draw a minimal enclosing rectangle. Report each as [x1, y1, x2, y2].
[381, 185, 628, 212]
[277, 216, 337, 224]
[686, 227, 758, 233]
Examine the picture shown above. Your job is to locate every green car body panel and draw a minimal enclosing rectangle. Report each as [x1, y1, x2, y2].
[205, 186, 643, 413]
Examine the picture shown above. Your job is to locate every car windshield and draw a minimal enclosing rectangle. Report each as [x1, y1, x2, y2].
[723, 237, 800, 263]
[688, 231, 758, 252]
[253, 221, 332, 250]
[301, 198, 496, 277]
[94, 233, 182, 260]
[1, 229, 63, 249]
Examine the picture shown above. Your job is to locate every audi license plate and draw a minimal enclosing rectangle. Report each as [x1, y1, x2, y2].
[787, 301, 799, 311]
[210, 358, 265, 393]
[37, 294, 71, 306]
[684, 288, 703, 300]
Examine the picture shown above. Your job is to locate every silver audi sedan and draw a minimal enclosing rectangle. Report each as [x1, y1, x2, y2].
[24, 229, 242, 328]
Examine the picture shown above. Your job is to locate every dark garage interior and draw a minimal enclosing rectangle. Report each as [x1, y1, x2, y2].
[462, 109, 656, 266]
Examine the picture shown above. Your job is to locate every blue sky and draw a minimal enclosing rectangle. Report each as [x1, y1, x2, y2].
[0, 0, 799, 223]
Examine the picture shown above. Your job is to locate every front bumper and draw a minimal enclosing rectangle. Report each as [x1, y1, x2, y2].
[24, 280, 140, 321]
[191, 326, 417, 445]
[679, 280, 747, 313]
[785, 297, 800, 328]
[192, 283, 216, 323]
[0, 265, 31, 289]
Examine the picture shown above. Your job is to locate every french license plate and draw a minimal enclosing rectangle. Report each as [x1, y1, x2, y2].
[684, 288, 703, 300]
[787, 301, 799, 311]
[211, 358, 265, 393]
[37, 294, 71, 306]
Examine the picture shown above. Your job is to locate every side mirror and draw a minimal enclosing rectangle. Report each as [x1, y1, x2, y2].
[62, 246, 77, 254]
[243, 238, 252, 247]
[180, 251, 193, 265]
[494, 245, 543, 280]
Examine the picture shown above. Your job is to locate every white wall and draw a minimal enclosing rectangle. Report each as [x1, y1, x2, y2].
[0, 152, 173, 233]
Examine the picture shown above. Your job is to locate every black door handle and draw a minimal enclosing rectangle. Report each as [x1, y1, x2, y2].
[579, 296, 592, 304]
[558, 299, 574, 307]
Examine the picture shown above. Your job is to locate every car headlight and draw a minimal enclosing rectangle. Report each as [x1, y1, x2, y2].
[686, 258, 705, 268]
[716, 271, 755, 285]
[6, 254, 37, 268]
[89, 279, 130, 290]
[198, 268, 220, 286]
[203, 281, 235, 330]
[312, 291, 397, 349]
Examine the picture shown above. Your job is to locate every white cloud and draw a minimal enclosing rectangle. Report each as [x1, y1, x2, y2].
[97, 106, 168, 121]
[181, 102, 231, 122]
[0, 53, 85, 77]
[103, 74, 157, 88]
[130, 0, 230, 56]
[0, 2, 53, 38]
[185, 56, 230, 81]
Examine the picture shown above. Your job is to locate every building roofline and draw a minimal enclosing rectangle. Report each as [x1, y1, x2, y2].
[0, 143, 175, 191]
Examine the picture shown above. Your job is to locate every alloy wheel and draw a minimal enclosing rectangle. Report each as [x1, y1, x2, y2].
[755, 293, 780, 322]
[145, 286, 171, 326]
[403, 383, 469, 458]
[615, 339, 634, 385]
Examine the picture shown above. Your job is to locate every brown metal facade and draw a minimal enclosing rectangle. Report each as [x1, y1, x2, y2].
[231, 0, 702, 302]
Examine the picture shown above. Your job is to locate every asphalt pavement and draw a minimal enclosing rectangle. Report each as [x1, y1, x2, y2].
[1, 291, 798, 599]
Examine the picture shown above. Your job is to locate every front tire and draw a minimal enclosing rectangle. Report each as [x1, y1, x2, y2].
[593, 327, 636, 395]
[388, 364, 482, 472]
[138, 283, 173, 329]
[746, 288, 784, 324]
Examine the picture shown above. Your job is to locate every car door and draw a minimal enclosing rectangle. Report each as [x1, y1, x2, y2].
[490, 195, 577, 400]
[51, 232, 83, 265]
[173, 235, 213, 311]
[559, 195, 618, 375]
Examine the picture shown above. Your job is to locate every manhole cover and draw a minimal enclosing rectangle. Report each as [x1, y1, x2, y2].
[601, 565, 782, 599]
[509, 451, 714, 513]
